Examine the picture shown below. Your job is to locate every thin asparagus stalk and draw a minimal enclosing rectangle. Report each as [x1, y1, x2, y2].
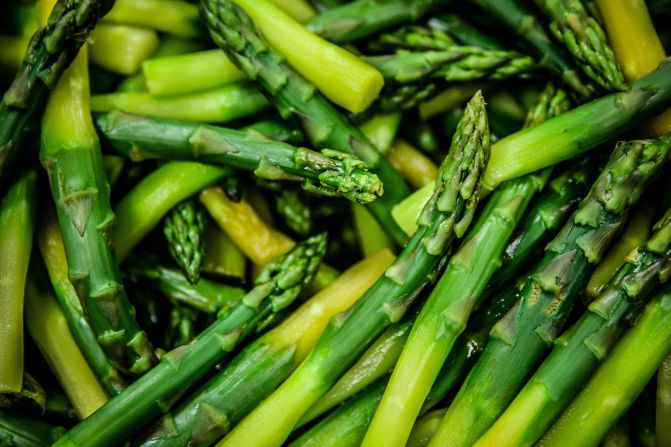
[96, 111, 383, 203]
[0, 0, 114, 190]
[351, 204, 394, 257]
[163, 199, 205, 284]
[539, 284, 671, 447]
[476, 208, 671, 447]
[123, 256, 245, 314]
[135, 250, 393, 447]
[0, 170, 37, 393]
[407, 408, 446, 447]
[115, 162, 231, 262]
[89, 23, 159, 75]
[37, 206, 128, 396]
[468, 0, 592, 97]
[103, 0, 203, 38]
[359, 112, 402, 155]
[0, 409, 65, 447]
[303, 0, 454, 44]
[363, 163, 546, 447]
[201, 220, 247, 280]
[90, 83, 269, 124]
[54, 234, 327, 447]
[202, 0, 411, 245]
[218, 91, 489, 447]
[534, 0, 626, 90]
[25, 261, 109, 419]
[428, 136, 671, 447]
[657, 353, 671, 447]
[288, 379, 388, 447]
[387, 140, 438, 189]
[40, 47, 156, 374]
[142, 50, 245, 97]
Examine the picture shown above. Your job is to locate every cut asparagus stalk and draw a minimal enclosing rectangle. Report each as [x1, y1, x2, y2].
[89, 23, 159, 75]
[104, 0, 203, 38]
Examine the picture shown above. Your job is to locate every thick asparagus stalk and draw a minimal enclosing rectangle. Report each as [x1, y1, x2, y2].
[476, 209, 671, 447]
[428, 136, 671, 447]
[40, 47, 156, 375]
[0, 0, 114, 190]
[363, 163, 546, 446]
[539, 284, 671, 447]
[163, 199, 205, 284]
[89, 23, 159, 75]
[218, 91, 489, 447]
[303, 0, 454, 43]
[0, 170, 37, 393]
[534, 0, 626, 90]
[54, 234, 327, 447]
[135, 250, 393, 447]
[96, 112, 383, 203]
[202, 0, 411, 244]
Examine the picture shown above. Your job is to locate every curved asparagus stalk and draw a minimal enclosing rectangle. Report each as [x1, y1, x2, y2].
[428, 136, 671, 447]
[539, 284, 671, 447]
[202, 0, 411, 244]
[163, 199, 205, 284]
[135, 250, 393, 447]
[97, 112, 383, 203]
[363, 159, 546, 447]
[476, 209, 671, 447]
[303, 0, 454, 43]
[54, 234, 327, 447]
[218, 91, 489, 447]
[0, 0, 114, 190]
[0, 170, 37, 393]
[40, 47, 156, 375]
[534, 0, 626, 90]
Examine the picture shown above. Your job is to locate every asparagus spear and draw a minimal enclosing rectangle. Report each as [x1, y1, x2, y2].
[0, 0, 114, 190]
[219, 91, 489, 447]
[540, 283, 671, 447]
[54, 234, 327, 447]
[363, 160, 546, 446]
[40, 47, 156, 375]
[476, 208, 671, 447]
[135, 250, 393, 447]
[0, 409, 65, 447]
[163, 199, 205, 284]
[273, 189, 313, 236]
[202, 0, 411, 244]
[303, 0, 454, 43]
[96, 112, 383, 204]
[428, 136, 671, 447]
[407, 408, 446, 447]
[367, 25, 457, 52]
[533, 0, 626, 91]
[0, 170, 37, 393]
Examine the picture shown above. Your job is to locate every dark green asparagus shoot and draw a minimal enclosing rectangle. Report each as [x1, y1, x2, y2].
[428, 136, 671, 447]
[534, 0, 626, 91]
[97, 112, 383, 204]
[53, 234, 327, 447]
[219, 91, 489, 447]
[476, 208, 671, 446]
[164, 199, 205, 284]
[202, 0, 410, 244]
[0, 0, 115, 190]
[274, 189, 313, 236]
[367, 25, 457, 52]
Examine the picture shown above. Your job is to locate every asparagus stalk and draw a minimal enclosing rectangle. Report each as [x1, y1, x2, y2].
[387, 140, 438, 189]
[303, 0, 454, 43]
[363, 162, 546, 446]
[201, 220, 247, 280]
[352, 204, 394, 257]
[242, 119, 305, 146]
[96, 112, 383, 203]
[407, 408, 446, 447]
[658, 353, 671, 447]
[632, 384, 656, 447]
[115, 162, 231, 262]
[428, 15, 505, 50]
[40, 47, 156, 375]
[37, 206, 128, 396]
[367, 25, 457, 52]
[0, 170, 37, 393]
[359, 112, 402, 156]
[0, 409, 65, 447]
[428, 136, 671, 447]
[54, 234, 327, 447]
[0, 0, 114, 190]
[104, 0, 203, 38]
[534, 0, 626, 90]
[135, 250, 393, 447]
[273, 189, 313, 236]
[163, 199, 206, 284]
[90, 83, 269, 124]
[468, 0, 592, 97]
[202, 0, 411, 244]
[476, 208, 671, 447]
[218, 91, 489, 447]
[266, 0, 316, 21]
[539, 284, 671, 447]
[89, 23, 159, 75]
[25, 261, 109, 419]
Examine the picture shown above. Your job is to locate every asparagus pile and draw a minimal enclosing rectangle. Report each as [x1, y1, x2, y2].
[1, 0, 671, 446]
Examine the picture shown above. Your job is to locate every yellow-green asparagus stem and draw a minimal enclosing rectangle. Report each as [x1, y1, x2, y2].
[104, 0, 203, 38]
[90, 23, 159, 75]
[387, 139, 439, 189]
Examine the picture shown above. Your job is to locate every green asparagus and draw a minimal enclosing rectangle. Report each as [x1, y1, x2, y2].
[163, 199, 206, 284]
